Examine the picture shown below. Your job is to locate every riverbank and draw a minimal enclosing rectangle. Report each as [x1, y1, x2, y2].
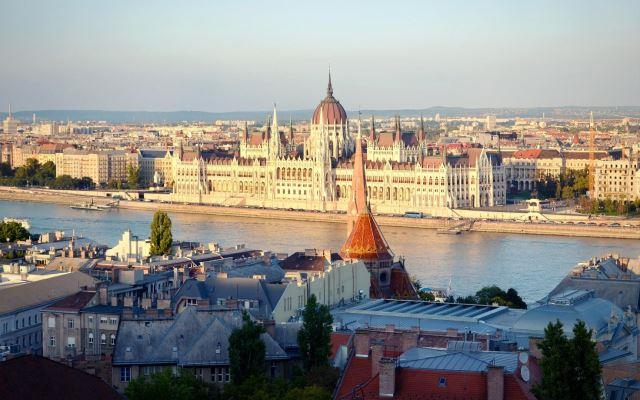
[0, 186, 638, 239]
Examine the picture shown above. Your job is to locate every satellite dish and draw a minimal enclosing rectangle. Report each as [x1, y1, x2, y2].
[518, 352, 529, 364]
[520, 365, 530, 382]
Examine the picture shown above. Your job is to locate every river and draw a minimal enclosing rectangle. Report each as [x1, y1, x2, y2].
[1, 199, 638, 302]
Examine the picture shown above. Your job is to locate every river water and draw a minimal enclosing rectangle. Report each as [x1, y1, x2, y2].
[1, 200, 638, 302]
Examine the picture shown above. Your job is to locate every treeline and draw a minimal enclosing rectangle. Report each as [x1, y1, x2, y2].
[448, 285, 527, 309]
[411, 279, 527, 309]
[535, 169, 589, 200]
[0, 159, 95, 190]
[579, 197, 640, 216]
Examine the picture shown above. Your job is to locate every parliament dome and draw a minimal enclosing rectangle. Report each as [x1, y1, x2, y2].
[312, 73, 347, 125]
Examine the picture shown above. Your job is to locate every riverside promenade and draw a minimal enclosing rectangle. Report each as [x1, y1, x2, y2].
[0, 186, 638, 240]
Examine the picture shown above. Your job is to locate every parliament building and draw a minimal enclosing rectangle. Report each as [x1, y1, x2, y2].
[169, 75, 507, 214]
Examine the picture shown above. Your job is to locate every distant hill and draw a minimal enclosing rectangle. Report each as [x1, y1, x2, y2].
[1, 106, 639, 123]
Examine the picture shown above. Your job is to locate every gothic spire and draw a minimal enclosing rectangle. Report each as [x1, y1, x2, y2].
[288, 115, 294, 142]
[369, 115, 376, 142]
[418, 113, 425, 142]
[395, 115, 402, 143]
[327, 68, 333, 97]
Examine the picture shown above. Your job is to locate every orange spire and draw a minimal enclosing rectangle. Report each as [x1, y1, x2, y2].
[340, 120, 394, 262]
[348, 123, 368, 217]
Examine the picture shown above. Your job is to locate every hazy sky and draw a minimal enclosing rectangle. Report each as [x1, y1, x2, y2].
[1, 0, 639, 112]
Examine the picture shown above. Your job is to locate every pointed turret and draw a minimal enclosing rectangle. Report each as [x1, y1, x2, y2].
[418, 114, 425, 142]
[288, 115, 294, 144]
[369, 115, 376, 143]
[327, 68, 333, 97]
[270, 104, 281, 158]
[340, 118, 393, 263]
[394, 115, 402, 143]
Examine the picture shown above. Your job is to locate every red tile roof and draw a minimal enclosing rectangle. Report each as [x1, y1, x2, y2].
[43, 290, 96, 312]
[330, 332, 353, 358]
[335, 354, 534, 400]
[339, 213, 393, 262]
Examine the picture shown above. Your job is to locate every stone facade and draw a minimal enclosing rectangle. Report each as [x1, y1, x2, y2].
[169, 80, 507, 213]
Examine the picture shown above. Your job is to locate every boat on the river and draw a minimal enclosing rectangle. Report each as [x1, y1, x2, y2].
[437, 227, 462, 235]
[70, 198, 104, 211]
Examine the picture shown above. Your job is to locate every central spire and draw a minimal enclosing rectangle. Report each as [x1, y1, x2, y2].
[327, 68, 333, 97]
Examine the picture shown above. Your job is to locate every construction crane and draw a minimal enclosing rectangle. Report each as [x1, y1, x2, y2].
[588, 111, 595, 194]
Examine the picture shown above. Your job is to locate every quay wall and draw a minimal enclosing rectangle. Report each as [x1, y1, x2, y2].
[0, 186, 638, 240]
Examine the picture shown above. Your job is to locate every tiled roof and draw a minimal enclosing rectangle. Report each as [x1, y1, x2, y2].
[335, 349, 532, 400]
[113, 307, 288, 366]
[331, 332, 353, 358]
[0, 355, 122, 400]
[43, 290, 96, 312]
[0, 271, 97, 316]
[339, 213, 393, 262]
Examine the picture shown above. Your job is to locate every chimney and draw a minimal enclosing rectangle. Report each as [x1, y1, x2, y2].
[354, 330, 370, 358]
[487, 365, 504, 400]
[371, 343, 384, 377]
[98, 286, 108, 305]
[110, 296, 118, 307]
[123, 297, 133, 308]
[378, 357, 396, 397]
[263, 319, 276, 339]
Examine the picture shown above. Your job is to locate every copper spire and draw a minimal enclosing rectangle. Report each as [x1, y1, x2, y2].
[327, 68, 333, 97]
[349, 121, 368, 216]
[340, 119, 394, 262]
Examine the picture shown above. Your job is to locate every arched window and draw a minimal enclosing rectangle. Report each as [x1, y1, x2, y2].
[101, 333, 106, 345]
[110, 334, 116, 346]
[88, 332, 94, 344]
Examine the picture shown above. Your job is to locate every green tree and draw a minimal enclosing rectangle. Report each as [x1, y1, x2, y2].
[127, 164, 142, 189]
[124, 369, 218, 400]
[0, 162, 14, 177]
[570, 321, 602, 400]
[149, 211, 173, 256]
[229, 311, 266, 385]
[298, 295, 333, 372]
[0, 221, 30, 242]
[282, 385, 331, 400]
[533, 320, 602, 400]
[533, 320, 572, 400]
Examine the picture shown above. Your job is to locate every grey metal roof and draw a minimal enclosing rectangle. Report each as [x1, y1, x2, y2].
[139, 149, 171, 158]
[398, 346, 518, 373]
[113, 307, 288, 366]
[346, 299, 509, 323]
[172, 277, 286, 319]
[225, 262, 284, 283]
[512, 290, 623, 337]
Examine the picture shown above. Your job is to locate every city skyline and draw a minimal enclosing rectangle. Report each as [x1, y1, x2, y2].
[1, 0, 639, 112]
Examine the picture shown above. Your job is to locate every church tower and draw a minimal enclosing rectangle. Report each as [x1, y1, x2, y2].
[340, 119, 395, 293]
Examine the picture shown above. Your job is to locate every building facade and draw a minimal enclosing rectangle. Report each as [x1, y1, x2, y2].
[169, 77, 507, 213]
[594, 149, 639, 201]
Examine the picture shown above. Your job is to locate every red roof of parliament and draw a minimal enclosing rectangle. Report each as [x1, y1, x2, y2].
[312, 73, 347, 125]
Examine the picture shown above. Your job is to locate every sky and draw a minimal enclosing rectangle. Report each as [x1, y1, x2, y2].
[1, 0, 639, 112]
